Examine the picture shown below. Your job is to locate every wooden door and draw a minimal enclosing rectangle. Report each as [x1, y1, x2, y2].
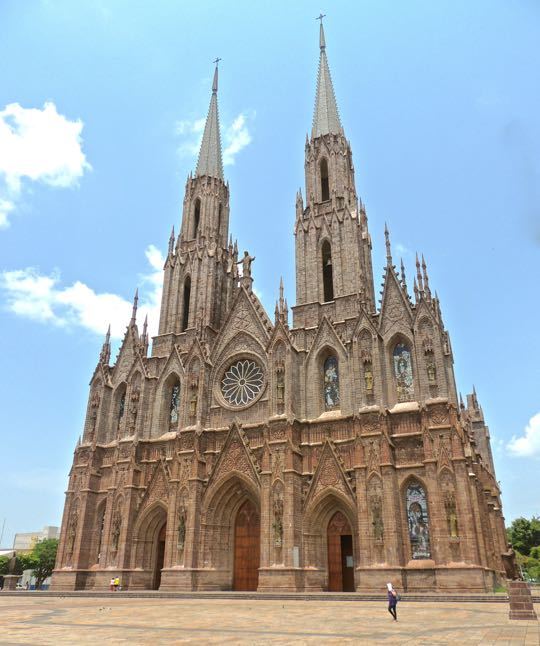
[327, 511, 355, 592]
[233, 500, 260, 591]
[153, 523, 166, 590]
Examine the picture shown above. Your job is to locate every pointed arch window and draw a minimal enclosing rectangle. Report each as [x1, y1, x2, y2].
[217, 203, 222, 239]
[320, 158, 329, 201]
[406, 482, 431, 559]
[393, 342, 414, 402]
[322, 240, 334, 302]
[169, 380, 180, 426]
[192, 198, 201, 238]
[323, 355, 339, 410]
[181, 277, 191, 332]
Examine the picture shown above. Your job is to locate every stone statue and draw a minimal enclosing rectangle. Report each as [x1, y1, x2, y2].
[237, 251, 255, 278]
[502, 544, 521, 581]
[364, 368, 373, 391]
[272, 498, 284, 547]
[449, 511, 458, 538]
[177, 513, 186, 550]
[371, 498, 384, 541]
[189, 392, 197, 417]
[276, 371, 285, 403]
[427, 361, 436, 382]
[111, 512, 121, 552]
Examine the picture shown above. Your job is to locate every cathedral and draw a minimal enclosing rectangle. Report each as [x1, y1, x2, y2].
[52, 23, 507, 593]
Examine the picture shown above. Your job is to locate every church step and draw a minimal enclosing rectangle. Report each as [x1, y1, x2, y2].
[2, 590, 538, 603]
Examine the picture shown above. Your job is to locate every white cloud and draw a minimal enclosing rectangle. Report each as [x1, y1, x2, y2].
[395, 242, 410, 256]
[507, 412, 540, 458]
[0, 245, 164, 341]
[0, 101, 90, 227]
[223, 113, 252, 166]
[175, 111, 254, 168]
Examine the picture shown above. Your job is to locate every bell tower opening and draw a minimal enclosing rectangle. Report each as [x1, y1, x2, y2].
[181, 277, 191, 331]
[320, 158, 329, 201]
[192, 199, 201, 239]
[322, 240, 334, 302]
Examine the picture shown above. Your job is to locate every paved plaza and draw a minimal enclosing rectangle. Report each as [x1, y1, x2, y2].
[0, 596, 538, 644]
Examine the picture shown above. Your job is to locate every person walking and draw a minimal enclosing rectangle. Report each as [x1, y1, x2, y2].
[387, 582, 398, 621]
[114, 576, 120, 591]
[109, 577, 115, 592]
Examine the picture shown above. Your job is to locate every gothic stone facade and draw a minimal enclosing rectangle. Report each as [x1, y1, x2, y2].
[52, 26, 506, 593]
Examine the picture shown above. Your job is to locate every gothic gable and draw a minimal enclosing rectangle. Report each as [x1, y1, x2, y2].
[112, 324, 141, 384]
[137, 460, 170, 516]
[212, 287, 271, 363]
[90, 362, 112, 389]
[206, 422, 261, 491]
[157, 345, 185, 385]
[306, 316, 347, 362]
[267, 319, 294, 353]
[379, 267, 413, 337]
[305, 440, 355, 506]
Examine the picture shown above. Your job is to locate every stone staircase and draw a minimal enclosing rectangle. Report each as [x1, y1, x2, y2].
[2, 590, 539, 603]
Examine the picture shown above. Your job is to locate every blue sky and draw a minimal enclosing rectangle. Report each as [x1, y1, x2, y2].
[0, 0, 539, 547]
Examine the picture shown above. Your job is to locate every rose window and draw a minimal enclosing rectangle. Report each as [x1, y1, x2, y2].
[221, 359, 264, 406]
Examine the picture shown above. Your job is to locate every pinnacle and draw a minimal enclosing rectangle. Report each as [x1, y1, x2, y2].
[130, 288, 139, 325]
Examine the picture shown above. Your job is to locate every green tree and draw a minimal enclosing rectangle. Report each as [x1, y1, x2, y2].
[30, 539, 59, 589]
[18, 553, 37, 573]
[507, 516, 540, 556]
[0, 556, 9, 575]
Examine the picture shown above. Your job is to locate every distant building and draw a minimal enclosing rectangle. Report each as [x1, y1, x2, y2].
[13, 526, 59, 553]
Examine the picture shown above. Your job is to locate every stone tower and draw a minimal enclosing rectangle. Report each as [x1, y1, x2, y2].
[294, 22, 375, 330]
[157, 64, 237, 350]
[52, 23, 507, 594]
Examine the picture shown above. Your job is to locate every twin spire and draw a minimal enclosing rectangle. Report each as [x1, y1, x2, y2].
[312, 20, 343, 139]
[194, 20, 343, 180]
[195, 62, 224, 181]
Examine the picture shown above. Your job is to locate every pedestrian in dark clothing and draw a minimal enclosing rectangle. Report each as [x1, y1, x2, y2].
[387, 582, 398, 621]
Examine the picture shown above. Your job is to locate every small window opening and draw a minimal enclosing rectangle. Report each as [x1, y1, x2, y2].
[320, 158, 330, 201]
[192, 199, 201, 238]
[322, 240, 334, 302]
[182, 277, 191, 331]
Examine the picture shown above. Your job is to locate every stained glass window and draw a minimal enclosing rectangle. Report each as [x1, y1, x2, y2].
[406, 482, 431, 559]
[393, 343, 414, 401]
[323, 356, 339, 410]
[170, 383, 180, 424]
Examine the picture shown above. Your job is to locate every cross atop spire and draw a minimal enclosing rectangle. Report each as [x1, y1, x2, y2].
[195, 60, 224, 180]
[312, 19, 343, 139]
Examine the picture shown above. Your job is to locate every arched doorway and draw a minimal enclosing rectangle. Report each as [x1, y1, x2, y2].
[152, 523, 166, 590]
[233, 500, 260, 591]
[327, 511, 355, 591]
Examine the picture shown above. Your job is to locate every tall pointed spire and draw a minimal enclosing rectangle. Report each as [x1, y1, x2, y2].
[312, 18, 343, 139]
[195, 60, 224, 180]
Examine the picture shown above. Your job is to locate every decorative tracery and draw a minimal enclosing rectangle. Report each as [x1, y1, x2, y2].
[221, 359, 264, 406]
